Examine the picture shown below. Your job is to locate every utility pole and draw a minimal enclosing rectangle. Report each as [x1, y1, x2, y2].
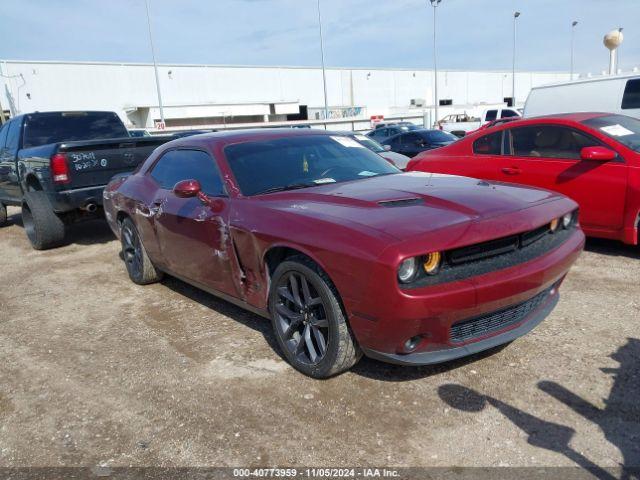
[570, 21, 578, 79]
[145, 0, 165, 126]
[316, 0, 329, 121]
[512, 11, 520, 106]
[429, 0, 442, 125]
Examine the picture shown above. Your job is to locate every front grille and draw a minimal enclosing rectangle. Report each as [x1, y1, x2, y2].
[449, 286, 552, 343]
[448, 235, 519, 264]
[448, 223, 552, 265]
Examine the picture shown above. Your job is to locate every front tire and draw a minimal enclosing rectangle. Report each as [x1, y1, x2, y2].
[269, 256, 361, 378]
[120, 217, 163, 285]
[22, 192, 66, 250]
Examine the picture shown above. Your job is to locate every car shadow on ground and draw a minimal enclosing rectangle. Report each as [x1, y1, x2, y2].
[8, 210, 115, 247]
[159, 275, 285, 359]
[585, 237, 640, 259]
[438, 338, 640, 480]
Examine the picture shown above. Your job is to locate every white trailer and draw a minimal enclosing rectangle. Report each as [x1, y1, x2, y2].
[523, 74, 640, 119]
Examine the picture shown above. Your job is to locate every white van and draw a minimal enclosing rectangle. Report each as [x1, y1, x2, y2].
[523, 74, 640, 118]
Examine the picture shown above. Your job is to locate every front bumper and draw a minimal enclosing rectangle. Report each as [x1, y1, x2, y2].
[361, 288, 559, 365]
[348, 229, 584, 364]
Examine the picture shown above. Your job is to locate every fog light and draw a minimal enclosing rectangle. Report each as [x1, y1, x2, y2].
[423, 252, 442, 275]
[550, 218, 559, 232]
[404, 335, 422, 353]
[562, 212, 572, 229]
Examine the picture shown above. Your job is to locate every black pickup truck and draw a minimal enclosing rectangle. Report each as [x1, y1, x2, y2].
[0, 111, 173, 249]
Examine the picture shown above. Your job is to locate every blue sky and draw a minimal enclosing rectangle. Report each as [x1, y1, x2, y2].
[0, 0, 638, 74]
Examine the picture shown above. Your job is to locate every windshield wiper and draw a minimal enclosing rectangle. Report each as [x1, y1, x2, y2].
[254, 182, 319, 196]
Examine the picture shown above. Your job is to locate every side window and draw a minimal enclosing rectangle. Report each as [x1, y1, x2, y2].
[501, 109, 519, 118]
[0, 121, 9, 150]
[401, 133, 421, 145]
[621, 79, 640, 109]
[150, 149, 225, 196]
[473, 131, 502, 155]
[5, 119, 21, 155]
[485, 110, 498, 122]
[509, 126, 601, 160]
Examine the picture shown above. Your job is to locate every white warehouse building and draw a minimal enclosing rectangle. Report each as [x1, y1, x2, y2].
[0, 60, 570, 130]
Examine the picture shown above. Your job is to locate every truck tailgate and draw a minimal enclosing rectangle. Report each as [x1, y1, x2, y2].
[59, 136, 173, 189]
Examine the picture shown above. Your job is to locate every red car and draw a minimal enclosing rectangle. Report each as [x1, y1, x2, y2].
[103, 129, 583, 378]
[408, 113, 640, 246]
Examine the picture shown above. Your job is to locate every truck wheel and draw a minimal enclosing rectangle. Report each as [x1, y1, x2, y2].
[22, 192, 66, 250]
[0, 202, 7, 226]
[268, 255, 361, 378]
[120, 217, 163, 285]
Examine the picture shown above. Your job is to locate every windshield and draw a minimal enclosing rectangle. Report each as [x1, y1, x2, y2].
[582, 114, 640, 153]
[225, 135, 400, 196]
[418, 130, 457, 143]
[23, 112, 128, 148]
[352, 134, 385, 153]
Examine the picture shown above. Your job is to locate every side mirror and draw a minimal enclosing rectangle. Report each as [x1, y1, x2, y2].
[173, 179, 201, 198]
[383, 144, 392, 151]
[580, 146, 616, 162]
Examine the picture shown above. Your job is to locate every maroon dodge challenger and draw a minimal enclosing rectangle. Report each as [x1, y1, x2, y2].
[103, 129, 584, 378]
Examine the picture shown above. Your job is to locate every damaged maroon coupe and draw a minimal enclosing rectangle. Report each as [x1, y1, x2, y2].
[104, 129, 584, 378]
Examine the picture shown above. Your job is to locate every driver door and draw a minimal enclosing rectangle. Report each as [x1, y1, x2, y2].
[146, 148, 237, 296]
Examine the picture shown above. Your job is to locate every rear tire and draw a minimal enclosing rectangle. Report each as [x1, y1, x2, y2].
[268, 255, 361, 378]
[0, 202, 7, 227]
[22, 192, 66, 250]
[120, 217, 163, 285]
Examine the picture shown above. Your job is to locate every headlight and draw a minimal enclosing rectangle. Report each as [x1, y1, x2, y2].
[397, 258, 417, 283]
[550, 217, 559, 233]
[562, 212, 573, 229]
[423, 252, 442, 275]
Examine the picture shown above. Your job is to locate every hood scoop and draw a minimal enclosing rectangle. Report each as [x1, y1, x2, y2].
[378, 197, 424, 208]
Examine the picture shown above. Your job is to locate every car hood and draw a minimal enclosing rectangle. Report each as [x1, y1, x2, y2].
[258, 172, 567, 242]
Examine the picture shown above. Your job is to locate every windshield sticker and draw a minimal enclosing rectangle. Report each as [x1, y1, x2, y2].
[601, 124, 634, 137]
[314, 178, 337, 184]
[331, 136, 365, 148]
[358, 171, 378, 177]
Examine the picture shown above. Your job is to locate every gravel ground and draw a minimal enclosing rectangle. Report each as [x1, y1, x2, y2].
[0, 206, 638, 472]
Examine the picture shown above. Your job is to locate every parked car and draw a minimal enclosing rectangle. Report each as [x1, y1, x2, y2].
[438, 108, 521, 137]
[128, 128, 151, 138]
[366, 123, 420, 143]
[407, 112, 640, 246]
[381, 129, 457, 158]
[341, 132, 411, 169]
[373, 121, 418, 130]
[524, 74, 640, 119]
[466, 117, 520, 136]
[104, 129, 583, 378]
[0, 111, 173, 249]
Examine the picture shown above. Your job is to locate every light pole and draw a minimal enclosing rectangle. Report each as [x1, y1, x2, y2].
[316, 0, 329, 121]
[512, 11, 520, 107]
[570, 21, 578, 79]
[429, 0, 441, 125]
[145, 0, 165, 126]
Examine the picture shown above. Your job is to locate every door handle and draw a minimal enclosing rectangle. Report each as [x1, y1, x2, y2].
[501, 166, 521, 175]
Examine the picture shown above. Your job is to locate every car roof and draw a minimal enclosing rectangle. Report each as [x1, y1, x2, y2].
[161, 127, 339, 149]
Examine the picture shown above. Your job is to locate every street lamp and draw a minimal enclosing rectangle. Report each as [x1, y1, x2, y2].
[512, 11, 520, 107]
[429, 0, 442, 125]
[570, 21, 578, 79]
[145, 0, 165, 126]
[316, 0, 329, 121]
